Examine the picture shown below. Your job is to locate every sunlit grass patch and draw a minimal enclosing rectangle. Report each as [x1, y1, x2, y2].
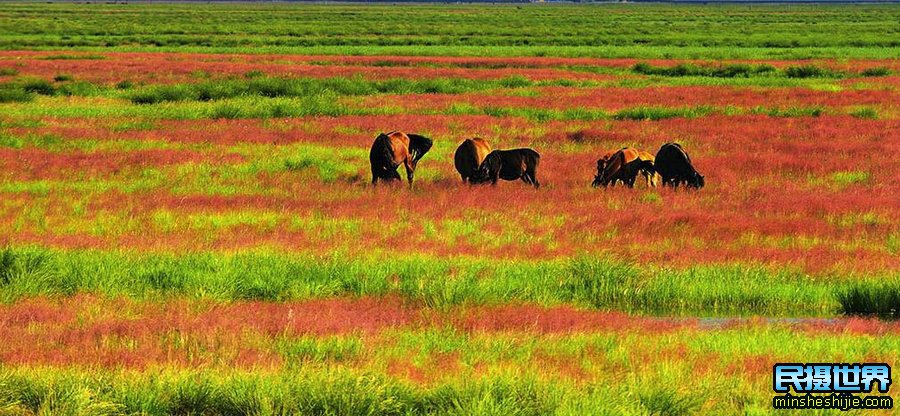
[287, 215, 364, 240]
[826, 211, 888, 229]
[0, 180, 52, 196]
[276, 336, 364, 365]
[187, 211, 281, 232]
[283, 155, 360, 183]
[849, 107, 878, 119]
[829, 170, 870, 188]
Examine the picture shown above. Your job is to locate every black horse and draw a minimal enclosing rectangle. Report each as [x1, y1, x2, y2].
[474, 148, 541, 188]
[654, 143, 704, 189]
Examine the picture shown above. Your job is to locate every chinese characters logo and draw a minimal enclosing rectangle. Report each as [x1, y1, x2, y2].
[773, 363, 893, 411]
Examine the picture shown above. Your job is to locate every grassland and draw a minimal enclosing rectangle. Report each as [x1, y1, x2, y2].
[0, 3, 899, 59]
[0, 2, 898, 415]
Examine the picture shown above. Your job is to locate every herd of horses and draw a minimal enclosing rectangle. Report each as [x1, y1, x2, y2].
[368, 131, 705, 189]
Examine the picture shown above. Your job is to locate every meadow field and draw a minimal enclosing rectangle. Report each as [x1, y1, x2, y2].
[0, 3, 898, 415]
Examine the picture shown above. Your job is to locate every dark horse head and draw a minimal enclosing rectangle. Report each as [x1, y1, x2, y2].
[688, 171, 705, 189]
[471, 151, 501, 184]
[591, 158, 607, 188]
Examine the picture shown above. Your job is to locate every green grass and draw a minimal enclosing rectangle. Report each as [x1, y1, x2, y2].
[128, 75, 540, 104]
[860, 66, 892, 77]
[21, 78, 55, 96]
[0, 366, 755, 415]
[837, 281, 900, 318]
[750, 105, 825, 118]
[0, 246, 886, 317]
[3, 93, 867, 122]
[850, 107, 879, 120]
[632, 62, 778, 78]
[783, 64, 844, 79]
[0, 84, 33, 103]
[0, 4, 898, 59]
[830, 171, 870, 188]
[612, 106, 715, 121]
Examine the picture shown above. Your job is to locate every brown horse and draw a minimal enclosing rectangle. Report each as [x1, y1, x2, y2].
[594, 149, 618, 176]
[369, 131, 433, 186]
[592, 147, 652, 188]
[454, 137, 492, 183]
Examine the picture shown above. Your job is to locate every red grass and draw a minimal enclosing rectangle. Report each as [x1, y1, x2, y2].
[357, 86, 898, 112]
[0, 296, 416, 369]
[1, 296, 897, 369]
[3, 51, 896, 84]
[5, 113, 896, 272]
[0, 148, 243, 180]
[0, 52, 617, 84]
[455, 304, 692, 334]
[1, 51, 897, 273]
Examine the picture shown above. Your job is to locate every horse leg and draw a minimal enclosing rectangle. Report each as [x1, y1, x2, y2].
[404, 159, 415, 187]
[523, 172, 539, 189]
[526, 167, 539, 189]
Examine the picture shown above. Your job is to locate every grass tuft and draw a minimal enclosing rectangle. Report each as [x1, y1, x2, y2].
[860, 66, 891, 77]
[836, 282, 900, 319]
[633, 62, 777, 78]
[784, 65, 842, 79]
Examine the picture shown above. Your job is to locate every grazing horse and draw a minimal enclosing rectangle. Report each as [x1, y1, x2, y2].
[369, 131, 433, 186]
[454, 137, 492, 183]
[654, 142, 704, 189]
[594, 149, 617, 173]
[592, 149, 622, 187]
[592, 147, 651, 188]
[637, 150, 661, 187]
[475, 148, 541, 188]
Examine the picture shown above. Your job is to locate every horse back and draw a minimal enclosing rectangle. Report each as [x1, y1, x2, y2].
[470, 138, 492, 163]
[385, 131, 411, 164]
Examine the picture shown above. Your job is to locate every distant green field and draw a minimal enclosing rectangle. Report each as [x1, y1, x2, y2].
[0, 3, 899, 58]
